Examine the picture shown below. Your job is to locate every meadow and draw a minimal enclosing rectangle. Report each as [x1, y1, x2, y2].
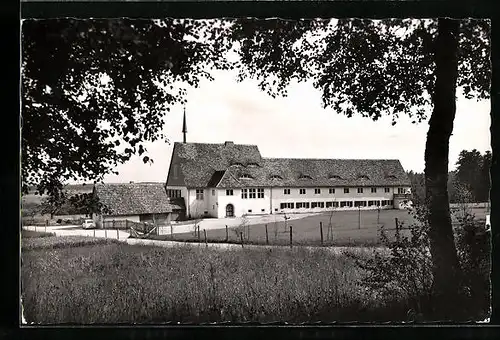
[21, 233, 420, 324]
[157, 209, 418, 246]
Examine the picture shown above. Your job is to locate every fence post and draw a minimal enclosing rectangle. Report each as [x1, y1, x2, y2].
[225, 225, 228, 242]
[289, 225, 293, 249]
[358, 206, 361, 229]
[247, 224, 250, 241]
[265, 224, 269, 245]
[240, 231, 244, 248]
[171, 223, 173, 240]
[113, 219, 115, 230]
[395, 218, 399, 232]
[320, 222, 323, 246]
[117, 228, 119, 240]
[105, 228, 107, 239]
[204, 229, 208, 247]
[197, 226, 200, 242]
[93, 229, 95, 238]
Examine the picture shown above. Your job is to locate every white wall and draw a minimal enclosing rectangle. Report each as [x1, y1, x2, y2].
[103, 215, 140, 222]
[217, 188, 271, 218]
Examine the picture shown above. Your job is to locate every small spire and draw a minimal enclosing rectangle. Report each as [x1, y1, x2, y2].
[182, 107, 187, 143]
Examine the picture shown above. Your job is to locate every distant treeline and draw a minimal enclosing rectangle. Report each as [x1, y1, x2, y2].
[408, 149, 491, 204]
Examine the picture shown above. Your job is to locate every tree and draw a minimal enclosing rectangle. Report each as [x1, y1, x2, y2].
[22, 19, 230, 197]
[455, 149, 483, 200]
[216, 18, 490, 318]
[407, 170, 425, 206]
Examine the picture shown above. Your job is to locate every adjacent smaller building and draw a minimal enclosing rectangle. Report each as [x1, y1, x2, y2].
[92, 182, 184, 227]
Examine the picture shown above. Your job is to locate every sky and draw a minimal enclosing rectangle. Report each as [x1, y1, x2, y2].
[101, 68, 491, 184]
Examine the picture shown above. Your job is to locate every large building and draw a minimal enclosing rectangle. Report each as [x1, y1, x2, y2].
[165, 140, 412, 219]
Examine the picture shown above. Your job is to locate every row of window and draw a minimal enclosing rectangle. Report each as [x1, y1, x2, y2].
[279, 200, 394, 210]
[166, 189, 182, 198]
[195, 187, 407, 200]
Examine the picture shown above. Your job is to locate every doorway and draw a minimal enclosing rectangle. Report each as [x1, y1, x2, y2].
[226, 204, 234, 217]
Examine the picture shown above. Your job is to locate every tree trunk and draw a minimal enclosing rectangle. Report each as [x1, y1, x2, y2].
[424, 18, 463, 319]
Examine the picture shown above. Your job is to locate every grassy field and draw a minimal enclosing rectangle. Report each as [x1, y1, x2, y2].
[160, 209, 417, 246]
[156, 207, 489, 246]
[22, 238, 421, 324]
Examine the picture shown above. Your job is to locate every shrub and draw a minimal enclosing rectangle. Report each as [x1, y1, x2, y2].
[347, 200, 491, 321]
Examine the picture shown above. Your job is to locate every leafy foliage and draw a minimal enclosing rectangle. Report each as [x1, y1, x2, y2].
[221, 18, 489, 123]
[22, 19, 230, 196]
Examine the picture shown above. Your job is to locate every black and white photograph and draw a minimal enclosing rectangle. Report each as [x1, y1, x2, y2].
[20, 16, 491, 324]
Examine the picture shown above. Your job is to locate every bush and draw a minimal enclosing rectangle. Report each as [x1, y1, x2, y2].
[22, 236, 121, 251]
[347, 201, 490, 321]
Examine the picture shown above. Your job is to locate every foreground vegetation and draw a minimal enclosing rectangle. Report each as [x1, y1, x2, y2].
[23, 240, 423, 324]
[21, 205, 490, 323]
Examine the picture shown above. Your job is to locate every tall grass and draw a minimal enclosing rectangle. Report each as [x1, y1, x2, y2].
[22, 243, 410, 324]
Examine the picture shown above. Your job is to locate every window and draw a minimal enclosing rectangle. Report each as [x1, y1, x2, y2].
[354, 201, 367, 207]
[248, 209, 252, 213]
[241, 189, 248, 199]
[261, 209, 265, 212]
[297, 202, 310, 209]
[329, 175, 342, 180]
[319, 202, 325, 208]
[398, 188, 406, 194]
[340, 201, 353, 208]
[167, 189, 182, 198]
[329, 188, 335, 194]
[385, 187, 390, 193]
[247, 162, 259, 167]
[240, 174, 253, 179]
[389, 200, 394, 206]
[280, 202, 294, 209]
[275, 208, 278, 212]
[271, 175, 283, 180]
[257, 188, 264, 198]
[344, 188, 350, 194]
[196, 189, 204, 200]
[226, 189, 234, 196]
[368, 200, 376, 207]
[358, 175, 370, 180]
[315, 188, 321, 194]
[212, 189, 215, 196]
[357, 188, 363, 194]
[326, 201, 338, 208]
[371, 187, 377, 193]
[312, 202, 317, 208]
[284, 188, 291, 195]
[299, 188, 306, 195]
[249, 188, 256, 199]
[299, 174, 313, 180]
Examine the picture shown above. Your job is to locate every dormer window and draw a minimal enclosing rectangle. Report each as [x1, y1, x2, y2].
[247, 162, 259, 167]
[357, 175, 370, 180]
[329, 174, 342, 180]
[270, 175, 283, 180]
[385, 175, 397, 180]
[240, 174, 253, 180]
[230, 162, 244, 167]
[299, 174, 313, 180]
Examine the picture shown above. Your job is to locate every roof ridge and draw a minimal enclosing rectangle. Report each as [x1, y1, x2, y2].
[262, 157, 401, 161]
[175, 141, 258, 147]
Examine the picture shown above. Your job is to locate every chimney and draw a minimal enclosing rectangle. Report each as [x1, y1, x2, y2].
[224, 141, 234, 146]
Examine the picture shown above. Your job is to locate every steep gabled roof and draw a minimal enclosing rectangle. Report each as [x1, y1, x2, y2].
[167, 142, 262, 188]
[94, 183, 176, 216]
[215, 158, 410, 188]
[167, 142, 410, 189]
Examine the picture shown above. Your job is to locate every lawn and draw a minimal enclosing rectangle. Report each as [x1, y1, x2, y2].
[22, 239, 419, 324]
[159, 209, 418, 246]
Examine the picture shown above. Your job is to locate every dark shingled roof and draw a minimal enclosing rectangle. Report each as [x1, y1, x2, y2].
[170, 142, 411, 189]
[95, 183, 177, 216]
[174, 142, 262, 188]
